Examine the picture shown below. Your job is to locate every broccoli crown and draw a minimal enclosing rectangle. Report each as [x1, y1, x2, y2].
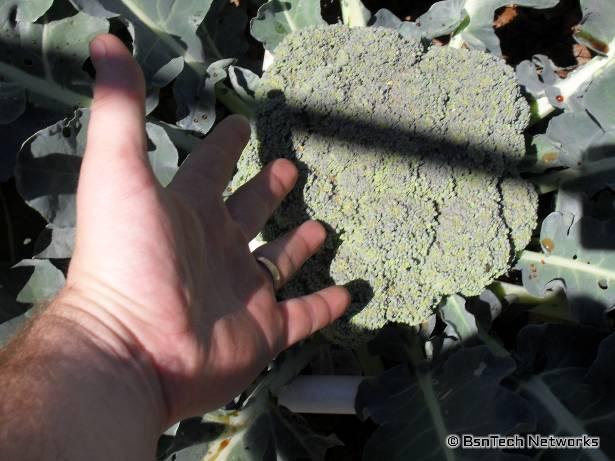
[230, 25, 538, 345]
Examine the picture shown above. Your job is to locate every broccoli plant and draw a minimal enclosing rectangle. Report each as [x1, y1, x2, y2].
[230, 24, 538, 344]
[4, 0, 615, 459]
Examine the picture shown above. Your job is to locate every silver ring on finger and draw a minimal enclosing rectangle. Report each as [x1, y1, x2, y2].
[255, 256, 282, 290]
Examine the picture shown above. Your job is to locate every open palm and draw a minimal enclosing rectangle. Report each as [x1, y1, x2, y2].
[61, 34, 349, 425]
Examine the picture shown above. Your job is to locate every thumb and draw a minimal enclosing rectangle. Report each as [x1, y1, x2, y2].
[79, 34, 153, 202]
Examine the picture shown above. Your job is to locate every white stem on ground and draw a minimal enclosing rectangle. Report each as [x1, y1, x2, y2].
[277, 375, 365, 414]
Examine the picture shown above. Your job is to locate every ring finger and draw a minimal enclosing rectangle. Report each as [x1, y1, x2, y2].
[253, 220, 326, 289]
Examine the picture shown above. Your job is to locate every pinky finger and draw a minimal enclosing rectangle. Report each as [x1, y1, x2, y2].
[278, 286, 351, 348]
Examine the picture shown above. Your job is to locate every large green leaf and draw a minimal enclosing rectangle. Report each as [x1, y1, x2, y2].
[574, 0, 615, 55]
[545, 112, 605, 167]
[429, 293, 508, 361]
[415, 0, 466, 39]
[356, 346, 534, 461]
[368, 9, 421, 41]
[69, 0, 210, 86]
[160, 343, 340, 461]
[449, 0, 559, 55]
[34, 225, 75, 259]
[162, 401, 340, 461]
[15, 109, 178, 227]
[584, 65, 615, 132]
[13, 258, 65, 304]
[3, 0, 54, 23]
[517, 325, 615, 459]
[228, 65, 260, 106]
[0, 9, 108, 118]
[173, 58, 233, 133]
[69, 0, 239, 134]
[0, 107, 59, 181]
[517, 212, 615, 322]
[250, 0, 326, 52]
[145, 121, 181, 186]
[15, 109, 88, 227]
[439, 294, 477, 342]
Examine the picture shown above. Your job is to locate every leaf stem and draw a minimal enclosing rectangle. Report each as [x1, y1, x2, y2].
[519, 376, 610, 461]
[519, 250, 615, 280]
[0, 62, 91, 111]
[489, 281, 559, 305]
[340, 0, 370, 27]
[277, 375, 363, 414]
[530, 36, 615, 123]
[215, 82, 255, 118]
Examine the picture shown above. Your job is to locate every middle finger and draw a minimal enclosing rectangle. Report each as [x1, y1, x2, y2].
[226, 159, 298, 241]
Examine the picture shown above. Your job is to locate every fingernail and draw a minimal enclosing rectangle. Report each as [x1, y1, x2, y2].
[90, 38, 107, 67]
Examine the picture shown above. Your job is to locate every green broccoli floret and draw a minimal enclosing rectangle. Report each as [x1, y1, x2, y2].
[230, 25, 538, 346]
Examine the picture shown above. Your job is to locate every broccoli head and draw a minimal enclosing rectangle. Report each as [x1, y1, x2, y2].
[230, 25, 538, 345]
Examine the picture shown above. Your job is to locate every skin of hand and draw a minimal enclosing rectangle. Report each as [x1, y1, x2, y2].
[0, 32, 350, 459]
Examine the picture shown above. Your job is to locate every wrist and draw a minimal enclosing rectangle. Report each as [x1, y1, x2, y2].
[45, 284, 169, 430]
[0, 288, 168, 460]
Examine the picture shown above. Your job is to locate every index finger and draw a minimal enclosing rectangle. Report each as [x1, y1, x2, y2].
[169, 115, 251, 195]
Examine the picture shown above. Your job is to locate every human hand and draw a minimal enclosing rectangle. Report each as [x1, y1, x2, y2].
[54, 34, 350, 426]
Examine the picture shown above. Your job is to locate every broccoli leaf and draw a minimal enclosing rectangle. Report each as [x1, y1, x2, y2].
[15, 109, 178, 227]
[449, 0, 559, 56]
[524, 134, 564, 173]
[13, 258, 65, 304]
[415, 0, 466, 38]
[517, 212, 615, 325]
[584, 65, 615, 132]
[161, 402, 340, 461]
[519, 0, 615, 121]
[15, 110, 88, 228]
[368, 9, 421, 41]
[0, 6, 106, 179]
[160, 344, 340, 461]
[517, 324, 615, 459]
[1, 107, 72, 182]
[69, 0, 207, 86]
[428, 293, 508, 360]
[250, 0, 326, 52]
[174, 58, 233, 133]
[545, 112, 604, 166]
[426, 295, 478, 360]
[356, 346, 534, 461]
[340, 0, 371, 28]
[439, 294, 477, 342]
[69, 0, 235, 134]
[228, 65, 260, 106]
[34, 225, 75, 259]
[0, 9, 107, 117]
[2, 0, 54, 23]
[574, 0, 615, 55]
